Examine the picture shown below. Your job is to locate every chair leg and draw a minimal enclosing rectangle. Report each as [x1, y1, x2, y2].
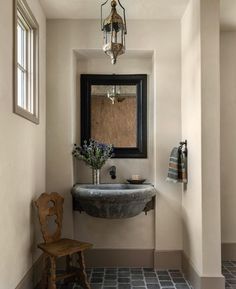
[40, 254, 48, 289]
[49, 256, 57, 289]
[64, 255, 74, 284]
[77, 251, 91, 289]
[66, 255, 73, 272]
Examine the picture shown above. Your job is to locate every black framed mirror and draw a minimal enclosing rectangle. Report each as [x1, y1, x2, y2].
[81, 74, 147, 158]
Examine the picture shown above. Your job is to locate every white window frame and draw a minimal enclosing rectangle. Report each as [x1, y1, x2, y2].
[14, 0, 39, 124]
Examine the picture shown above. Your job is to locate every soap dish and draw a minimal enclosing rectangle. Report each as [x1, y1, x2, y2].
[127, 179, 146, 184]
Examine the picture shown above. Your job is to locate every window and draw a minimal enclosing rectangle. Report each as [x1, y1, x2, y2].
[14, 0, 39, 123]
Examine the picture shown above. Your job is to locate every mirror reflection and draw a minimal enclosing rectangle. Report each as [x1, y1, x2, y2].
[91, 85, 137, 147]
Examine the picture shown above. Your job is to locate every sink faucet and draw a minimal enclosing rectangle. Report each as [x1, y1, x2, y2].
[109, 166, 116, 180]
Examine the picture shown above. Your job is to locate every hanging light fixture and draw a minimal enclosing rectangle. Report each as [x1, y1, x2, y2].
[101, 0, 127, 65]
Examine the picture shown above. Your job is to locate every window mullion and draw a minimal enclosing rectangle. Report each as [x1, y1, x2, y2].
[29, 30, 33, 113]
[25, 27, 29, 111]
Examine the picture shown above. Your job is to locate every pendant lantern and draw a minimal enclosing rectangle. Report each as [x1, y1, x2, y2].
[101, 0, 127, 64]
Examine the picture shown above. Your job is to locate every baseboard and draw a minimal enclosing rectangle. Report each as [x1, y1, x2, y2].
[222, 243, 236, 260]
[15, 255, 43, 289]
[182, 253, 225, 289]
[154, 250, 182, 269]
[84, 249, 184, 269]
[84, 249, 155, 267]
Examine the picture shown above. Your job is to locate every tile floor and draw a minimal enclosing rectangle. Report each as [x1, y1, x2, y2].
[58, 261, 236, 289]
[58, 267, 193, 289]
[223, 261, 236, 288]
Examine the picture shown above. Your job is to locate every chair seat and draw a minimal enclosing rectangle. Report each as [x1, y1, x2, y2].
[38, 238, 93, 257]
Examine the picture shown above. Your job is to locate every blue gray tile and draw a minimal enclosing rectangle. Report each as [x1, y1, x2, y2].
[58, 266, 195, 289]
[105, 275, 117, 280]
[131, 275, 144, 280]
[118, 284, 131, 289]
[145, 278, 159, 284]
[91, 284, 103, 289]
[91, 278, 104, 284]
[118, 278, 130, 283]
[175, 285, 190, 289]
[131, 280, 145, 286]
[103, 281, 117, 286]
[144, 273, 157, 278]
[169, 272, 183, 278]
[158, 276, 171, 281]
[160, 281, 174, 287]
[172, 278, 187, 284]
[93, 273, 104, 278]
[119, 273, 130, 277]
[146, 284, 160, 289]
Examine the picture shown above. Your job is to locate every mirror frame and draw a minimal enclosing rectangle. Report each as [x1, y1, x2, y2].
[81, 74, 147, 158]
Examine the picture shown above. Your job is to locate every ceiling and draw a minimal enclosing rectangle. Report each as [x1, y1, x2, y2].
[39, 0, 190, 20]
[39, 0, 236, 30]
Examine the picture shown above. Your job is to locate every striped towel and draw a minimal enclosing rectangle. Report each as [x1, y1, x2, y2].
[166, 147, 187, 183]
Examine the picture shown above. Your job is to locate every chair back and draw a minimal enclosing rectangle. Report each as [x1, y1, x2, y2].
[35, 192, 64, 243]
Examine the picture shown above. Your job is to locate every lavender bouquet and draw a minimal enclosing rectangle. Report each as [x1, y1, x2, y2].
[72, 139, 114, 170]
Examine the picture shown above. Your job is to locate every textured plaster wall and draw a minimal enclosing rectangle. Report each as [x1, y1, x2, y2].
[181, 0, 222, 277]
[0, 0, 46, 288]
[181, 0, 202, 272]
[46, 19, 182, 252]
[220, 32, 236, 244]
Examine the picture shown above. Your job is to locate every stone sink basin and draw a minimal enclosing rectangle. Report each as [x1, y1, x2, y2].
[71, 184, 157, 219]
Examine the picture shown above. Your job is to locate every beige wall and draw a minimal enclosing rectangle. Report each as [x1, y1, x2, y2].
[0, 0, 46, 288]
[181, 0, 202, 273]
[46, 19, 183, 253]
[181, 0, 222, 277]
[220, 32, 236, 243]
[200, 0, 221, 275]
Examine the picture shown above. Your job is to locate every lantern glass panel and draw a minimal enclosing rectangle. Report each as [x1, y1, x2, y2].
[101, 0, 127, 64]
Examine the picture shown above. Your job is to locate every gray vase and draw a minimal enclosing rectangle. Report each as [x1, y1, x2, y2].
[92, 169, 100, 185]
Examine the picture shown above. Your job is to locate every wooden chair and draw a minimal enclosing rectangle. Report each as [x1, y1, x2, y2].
[35, 192, 92, 289]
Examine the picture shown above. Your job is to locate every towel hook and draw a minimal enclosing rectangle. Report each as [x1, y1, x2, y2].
[179, 140, 188, 157]
[179, 140, 187, 147]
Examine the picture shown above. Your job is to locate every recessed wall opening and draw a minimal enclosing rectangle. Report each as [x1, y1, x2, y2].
[71, 49, 156, 263]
